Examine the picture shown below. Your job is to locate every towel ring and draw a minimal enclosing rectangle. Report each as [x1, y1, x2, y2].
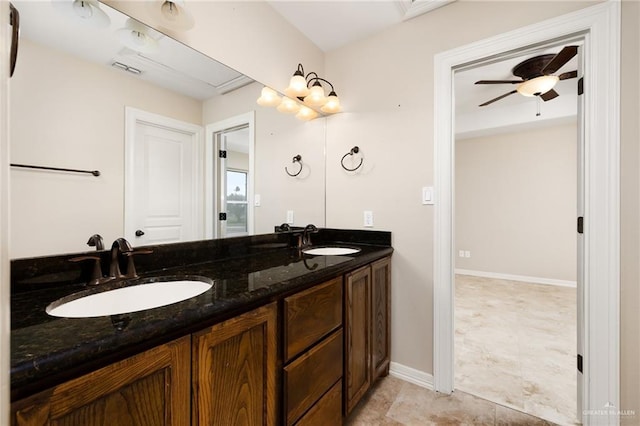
[341, 146, 363, 172]
[285, 155, 303, 177]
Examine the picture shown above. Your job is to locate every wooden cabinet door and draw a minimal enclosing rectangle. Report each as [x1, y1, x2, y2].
[344, 266, 371, 415]
[192, 302, 277, 426]
[371, 257, 391, 380]
[12, 336, 191, 426]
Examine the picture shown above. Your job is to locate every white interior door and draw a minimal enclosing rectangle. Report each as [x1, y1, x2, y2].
[125, 108, 203, 246]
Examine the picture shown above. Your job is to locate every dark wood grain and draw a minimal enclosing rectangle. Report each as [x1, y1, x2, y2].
[294, 380, 342, 426]
[284, 329, 343, 425]
[192, 302, 277, 426]
[371, 257, 391, 379]
[344, 265, 372, 415]
[12, 336, 191, 426]
[284, 277, 343, 362]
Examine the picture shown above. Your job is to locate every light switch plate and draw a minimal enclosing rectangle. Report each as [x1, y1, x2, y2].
[422, 187, 434, 205]
[254, 194, 261, 207]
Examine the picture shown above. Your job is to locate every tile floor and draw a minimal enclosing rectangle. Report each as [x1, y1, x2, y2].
[455, 275, 578, 425]
[347, 375, 557, 425]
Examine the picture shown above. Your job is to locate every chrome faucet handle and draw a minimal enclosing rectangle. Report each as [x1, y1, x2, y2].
[122, 249, 153, 279]
[70, 255, 105, 286]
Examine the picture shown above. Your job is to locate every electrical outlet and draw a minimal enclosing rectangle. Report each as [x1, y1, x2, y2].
[464, 251, 471, 258]
[364, 211, 374, 227]
[286, 210, 294, 224]
[459, 250, 465, 258]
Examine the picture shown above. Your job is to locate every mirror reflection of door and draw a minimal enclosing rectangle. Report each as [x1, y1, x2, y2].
[124, 108, 203, 246]
[215, 125, 250, 238]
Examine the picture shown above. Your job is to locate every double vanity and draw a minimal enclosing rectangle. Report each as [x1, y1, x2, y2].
[10, 228, 392, 425]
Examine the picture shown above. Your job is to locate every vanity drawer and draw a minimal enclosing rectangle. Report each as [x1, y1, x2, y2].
[294, 379, 342, 426]
[284, 329, 343, 425]
[284, 277, 342, 361]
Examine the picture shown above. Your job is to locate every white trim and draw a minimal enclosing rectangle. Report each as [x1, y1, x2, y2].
[124, 107, 204, 243]
[399, 0, 455, 21]
[455, 269, 577, 288]
[433, 3, 620, 425]
[389, 362, 434, 390]
[1, 1, 10, 420]
[204, 111, 255, 239]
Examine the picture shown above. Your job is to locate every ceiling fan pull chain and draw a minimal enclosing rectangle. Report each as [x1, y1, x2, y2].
[536, 97, 541, 117]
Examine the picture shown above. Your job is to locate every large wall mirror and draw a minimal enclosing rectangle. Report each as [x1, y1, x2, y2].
[9, 0, 326, 259]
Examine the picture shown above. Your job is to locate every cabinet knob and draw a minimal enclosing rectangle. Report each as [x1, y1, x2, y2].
[135, 230, 145, 237]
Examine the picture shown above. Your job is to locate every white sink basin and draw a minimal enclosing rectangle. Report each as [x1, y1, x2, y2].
[46, 277, 213, 318]
[302, 247, 361, 256]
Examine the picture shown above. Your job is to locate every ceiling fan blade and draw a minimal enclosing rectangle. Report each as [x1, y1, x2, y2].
[540, 89, 559, 102]
[475, 80, 522, 85]
[542, 45, 578, 75]
[558, 70, 578, 80]
[479, 90, 518, 107]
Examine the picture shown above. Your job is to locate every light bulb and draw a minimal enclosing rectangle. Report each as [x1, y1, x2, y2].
[72, 0, 93, 19]
[277, 97, 301, 114]
[256, 87, 281, 107]
[296, 106, 318, 121]
[304, 84, 326, 107]
[321, 92, 341, 113]
[161, 1, 179, 21]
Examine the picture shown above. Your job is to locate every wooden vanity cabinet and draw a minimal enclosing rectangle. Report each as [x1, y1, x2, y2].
[11, 335, 191, 426]
[344, 256, 391, 416]
[283, 277, 343, 425]
[191, 302, 277, 426]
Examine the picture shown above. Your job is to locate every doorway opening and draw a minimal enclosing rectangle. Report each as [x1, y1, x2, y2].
[205, 112, 255, 239]
[433, 3, 620, 425]
[453, 48, 579, 421]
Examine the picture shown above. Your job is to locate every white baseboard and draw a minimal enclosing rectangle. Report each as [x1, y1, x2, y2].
[389, 362, 434, 390]
[454, 269, 576, 288]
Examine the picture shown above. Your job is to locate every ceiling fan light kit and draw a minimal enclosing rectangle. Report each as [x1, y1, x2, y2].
[475, 45, 578, 107]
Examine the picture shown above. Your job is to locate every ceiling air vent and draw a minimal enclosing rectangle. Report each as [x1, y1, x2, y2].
[111, 61, 142, 75]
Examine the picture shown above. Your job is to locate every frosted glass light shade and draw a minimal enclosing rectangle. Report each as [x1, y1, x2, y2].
[296, 106, 318, 121]
[285, 74, 310, 98]
[277, 97, 301, 114]
[517, 75, 559, 97]
[320, 92, 341, 113]
[256, 87, 281, 107]
[117, 19, 159, 54]
[147, 0, 195, 30]
[304, 85, 326, 107]
[52, 0, 110, 28]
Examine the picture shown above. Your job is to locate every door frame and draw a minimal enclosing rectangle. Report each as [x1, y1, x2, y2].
[204, 111, 255, 239]
[433, 2, 620, 425]
[124, 107, 204, 243]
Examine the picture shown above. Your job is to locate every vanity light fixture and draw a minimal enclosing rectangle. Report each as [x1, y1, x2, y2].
[117, 18, 159, 54]
[256, 63, 341, 121]
[52, 0, 110, 28]
[147, 0, 195, 31]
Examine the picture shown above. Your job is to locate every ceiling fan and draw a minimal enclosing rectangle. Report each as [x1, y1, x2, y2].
[475, 46, 578, 107]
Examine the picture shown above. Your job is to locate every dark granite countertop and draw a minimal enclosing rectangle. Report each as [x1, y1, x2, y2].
[10, 229, 392, 401]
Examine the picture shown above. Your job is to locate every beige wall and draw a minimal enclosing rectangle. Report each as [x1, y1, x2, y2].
[620, 0, 640, 421]
[324, 0, 597, 378]
[9, 39, 202, 258]
[203, 82, 326, 234]
[455, 123, 577, 282]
